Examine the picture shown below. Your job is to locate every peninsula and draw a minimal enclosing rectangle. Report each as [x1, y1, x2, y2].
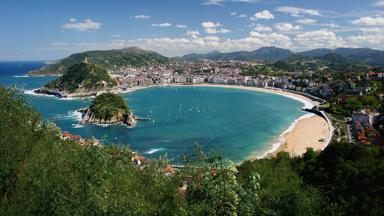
[80, 92, 137, 127]
[34, 61, 118, 98]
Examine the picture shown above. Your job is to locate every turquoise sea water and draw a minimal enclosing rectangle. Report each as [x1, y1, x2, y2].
[0, 62, 305, 162]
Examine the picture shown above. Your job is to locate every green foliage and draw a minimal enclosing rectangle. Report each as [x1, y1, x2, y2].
[240, 65, 288, 77]
[272, 60, 296, 72]
[0, 86, 177, 215]
[237, 152, 325, 216]
[44, 62, 116, 93]
[1, 86, 384, 215]
[89, 92, 129, 120]
[29, 47, 169, 75]
[187, 168, 242, 216]
[329, 95, 380, 116]
[295, 142, 384, 215]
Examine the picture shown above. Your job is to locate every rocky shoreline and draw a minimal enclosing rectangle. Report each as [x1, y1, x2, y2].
[33, 87, 118, 99]
[78, 108, 137, 127]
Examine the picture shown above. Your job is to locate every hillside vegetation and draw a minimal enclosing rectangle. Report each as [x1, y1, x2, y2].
[29, 47, 169, 76]
[1, 86, 384, 215]
[44, 62, 116, 93]
[89, 93, 130, 120]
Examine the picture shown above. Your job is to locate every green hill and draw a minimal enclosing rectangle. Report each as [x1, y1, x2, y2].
[29, 47, 169, 76]
[270, 53, 371, 72]
[90, 93, 129, 119]
[183, 46, 293, 61]
[43, 62, 116, 94]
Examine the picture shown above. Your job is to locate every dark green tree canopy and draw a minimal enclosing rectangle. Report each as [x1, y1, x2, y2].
[89, 92, 129, 120]
[44, 62, 116, 93]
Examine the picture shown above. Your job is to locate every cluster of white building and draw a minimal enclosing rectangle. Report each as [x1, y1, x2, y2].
[109, 61, 335, 99]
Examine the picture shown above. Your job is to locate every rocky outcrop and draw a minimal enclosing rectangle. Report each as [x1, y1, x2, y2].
[33, 86, 119, 98]
[79, 108, 137, 127]
[33, 88, 65, 98]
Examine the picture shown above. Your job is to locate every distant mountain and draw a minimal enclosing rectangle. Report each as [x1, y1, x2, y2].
[183, 47, 294, 62]
[297, 49, 333, 57]
[28, 47, 169, 76]
[298, 48, 384, 67]
[183, 47, 384, 67]
[271, 52, 370, 72]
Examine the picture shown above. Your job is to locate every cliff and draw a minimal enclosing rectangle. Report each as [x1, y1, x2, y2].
[80, 108, 137, 127]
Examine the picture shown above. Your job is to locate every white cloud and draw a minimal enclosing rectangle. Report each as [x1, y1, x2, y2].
[152, 23, 172, 27]
[187, 30, 200, 38]
[61, 18, 101, 31]
[322, 23, 339, 28]
[296, 18, 316, 25]
[111, 34, 122, 38]
[50, 30, 292, 57]
[176, 24, 188, 28]
[275, 6, 321, 17]
[202, 0, 260, 6]
[230, 11, 248, 18]
[233, 0, 260, 2]
[202, 0, 225, 6]
[253, 24, 272, 32]
[274, 23, 302, 31]
[373, 0, 384, 6]
[347, 31, 384, 49]
[217, 28, 231, 33]
[205, 28, 231, 34]
[360, 27, 384, 33]
[293, 30, 345, 50]
[346, 27, 384, 49]
[247, 31, 292, 48]
[352, 16, 384, 26]
[201, 21, 230, 34]
[201, 21, 222, 28]
[251, 10, 274, 20]
[134, 14, 150, 19]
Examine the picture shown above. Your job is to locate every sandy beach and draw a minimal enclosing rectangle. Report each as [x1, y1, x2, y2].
[276, 114, 331, 156]
[189, 84, 332, 158]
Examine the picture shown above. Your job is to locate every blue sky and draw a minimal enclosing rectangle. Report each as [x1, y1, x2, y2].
[1, 0, 384, 60]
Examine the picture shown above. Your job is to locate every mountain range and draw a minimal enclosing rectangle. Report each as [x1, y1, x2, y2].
[28, 46, 384, 76]
[183, 47, 384, 67]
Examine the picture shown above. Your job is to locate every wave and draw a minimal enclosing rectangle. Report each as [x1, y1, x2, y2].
[23, 89, 57, 98]
[53, 110, 82, 121]
[277, 93, 313, 109]
[23, 89, 92, 101]
[72, 123, 84, 128]
[13, 75, 29, 78]
[145, 148, 165, 155]
[61, 96, 94, 101]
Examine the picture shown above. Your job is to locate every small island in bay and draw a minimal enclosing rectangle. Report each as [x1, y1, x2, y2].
[80, 92, 137, 127]
[34, 61, 118, 98]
